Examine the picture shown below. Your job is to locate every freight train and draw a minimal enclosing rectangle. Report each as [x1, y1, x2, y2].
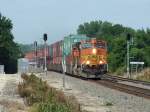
[25, 35, 108, 78]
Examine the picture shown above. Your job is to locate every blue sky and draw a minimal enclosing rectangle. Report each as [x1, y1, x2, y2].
[0, 0, 150, 44]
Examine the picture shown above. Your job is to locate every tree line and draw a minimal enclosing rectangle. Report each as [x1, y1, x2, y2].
[77, 20, 150, 74]
[0, 13, 21, 73]
[2, 12, 149, 75]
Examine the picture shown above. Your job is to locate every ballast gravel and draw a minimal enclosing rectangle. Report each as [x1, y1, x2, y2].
[0, 74, 27, 112]
[39, 71, 150, 112]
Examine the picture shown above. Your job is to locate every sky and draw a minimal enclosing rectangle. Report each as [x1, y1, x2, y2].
[0, 0, 150, 44]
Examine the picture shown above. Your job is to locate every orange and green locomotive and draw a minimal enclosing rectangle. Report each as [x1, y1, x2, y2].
[72, 38, 108, 78]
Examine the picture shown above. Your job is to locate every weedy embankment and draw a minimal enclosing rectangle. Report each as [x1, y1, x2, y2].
[18, 73, 81, 112]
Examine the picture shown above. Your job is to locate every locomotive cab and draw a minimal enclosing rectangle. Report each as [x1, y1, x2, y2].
[80, 38, 108, 77]
[73, 38, 107, 78]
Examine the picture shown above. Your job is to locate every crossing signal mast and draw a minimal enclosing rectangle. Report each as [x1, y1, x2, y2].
[127, 33, 131, 78]
[126, 33, 134, 78]
[43, 33, 48, 74]
[34, 41, 37, 68]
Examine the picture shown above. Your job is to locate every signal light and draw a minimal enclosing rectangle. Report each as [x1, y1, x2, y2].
[43, 33, 47, 41]
[34, 41, 37, 47]
[99, 61, 103, 64]
[127, 33, 131, 41]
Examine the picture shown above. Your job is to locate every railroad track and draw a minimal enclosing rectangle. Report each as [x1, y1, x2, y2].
[91, 79, 150, 99]
[49, 71, 150, 99]
[66, 73, 150, 99]
[102, 74, 150, 86]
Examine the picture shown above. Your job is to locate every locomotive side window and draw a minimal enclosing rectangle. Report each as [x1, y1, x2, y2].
[95, 42, 106, 49]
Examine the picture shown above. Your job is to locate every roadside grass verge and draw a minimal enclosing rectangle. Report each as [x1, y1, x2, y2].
[136, 68, 150, 82]
[136, 74, 150, 82]
[18, 73, 81, 112]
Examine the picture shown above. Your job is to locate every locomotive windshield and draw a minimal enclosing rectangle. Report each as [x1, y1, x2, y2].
[82, 42, 106, 49]
[81, 43, 92, 49]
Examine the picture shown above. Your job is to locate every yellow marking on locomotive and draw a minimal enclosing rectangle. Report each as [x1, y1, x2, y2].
[81, 55, 103, 65]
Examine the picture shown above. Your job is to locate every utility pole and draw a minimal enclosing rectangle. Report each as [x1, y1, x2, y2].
[62, 38, 66, 89]
[127, 33, 131, 78]
[43, 33, 48, 75]
[34, 41, 37, 68]
[62, 56, 66, 88]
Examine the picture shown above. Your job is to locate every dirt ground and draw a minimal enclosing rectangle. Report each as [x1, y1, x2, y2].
[0, 74, 28, 112]
[38, 72, 110, 112]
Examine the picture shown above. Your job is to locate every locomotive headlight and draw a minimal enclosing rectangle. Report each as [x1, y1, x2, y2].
[99, 60, 103, 64]
[92, 48, 97, 54]
[86, 60, 90, 64]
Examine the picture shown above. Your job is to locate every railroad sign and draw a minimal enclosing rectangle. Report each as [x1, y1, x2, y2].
[130, 62, 144, 65]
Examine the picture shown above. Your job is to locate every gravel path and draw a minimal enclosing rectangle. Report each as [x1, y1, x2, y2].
[39, 71, 150, 112]
[0, 74, 28, 112]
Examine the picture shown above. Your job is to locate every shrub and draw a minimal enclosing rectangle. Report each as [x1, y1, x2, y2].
[18, 73, 50, 105]
[30, 102, 71, 112]
[18, 73, 81, 112]
[104, 101, 113, 106]
[136, 68, 150, 81]
[115, 66, 126, 76]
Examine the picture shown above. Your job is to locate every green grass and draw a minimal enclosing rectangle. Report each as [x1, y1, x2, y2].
[18, 73, 81, 112]
[136, 68, 150, 82]
[136, 74, 150, 82]
[104, 101, 113, 106]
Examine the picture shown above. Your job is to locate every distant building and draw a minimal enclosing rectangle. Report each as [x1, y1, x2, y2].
[0, 65, 4, 74]
[18, 58, 29, 73]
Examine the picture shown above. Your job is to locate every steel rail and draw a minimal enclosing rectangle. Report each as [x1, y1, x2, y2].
[48, 71, 150, 99]
[92, 79, 150, 99]
[102, 74, 150, 86]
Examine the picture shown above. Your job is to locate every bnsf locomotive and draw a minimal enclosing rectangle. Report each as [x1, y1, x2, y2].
[25, 35, 108, 78]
